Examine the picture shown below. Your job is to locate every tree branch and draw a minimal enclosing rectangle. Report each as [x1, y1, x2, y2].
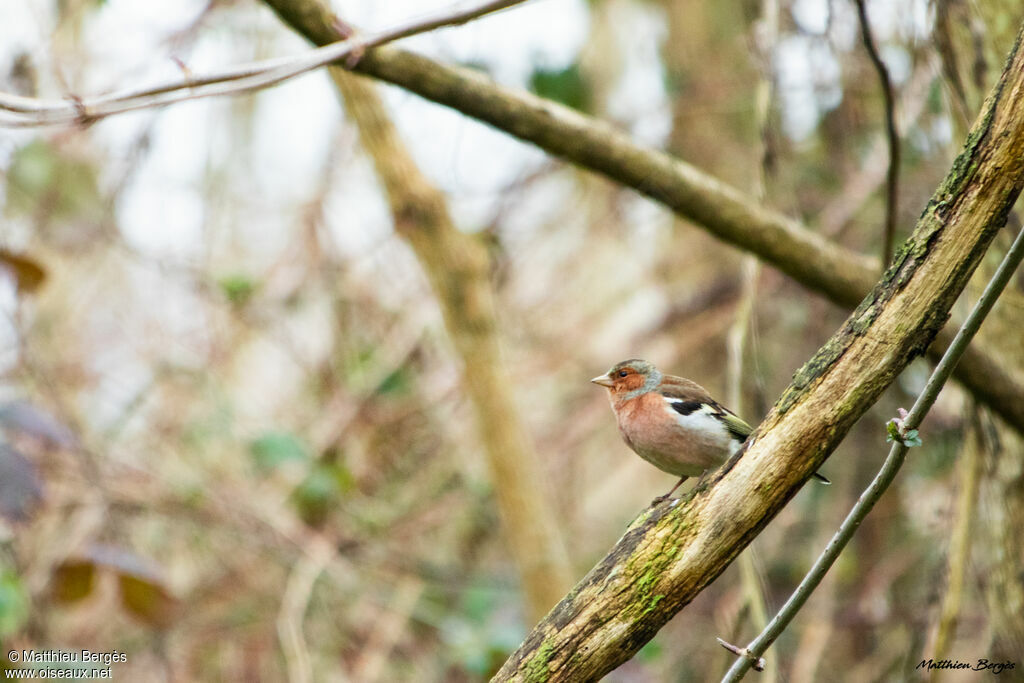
[854, 0, 901, 267]
[324, 55, 572, 623]
[722, 178, 1024, 681]
[489, 25, 1024, 680]
[259, 0, 1024, 435]
[0, 0, 529, 127]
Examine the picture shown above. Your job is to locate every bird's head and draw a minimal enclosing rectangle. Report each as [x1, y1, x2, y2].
[590, 359, 661, 397]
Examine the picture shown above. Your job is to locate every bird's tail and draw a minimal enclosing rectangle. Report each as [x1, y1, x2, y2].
[813, 471, 831, 485]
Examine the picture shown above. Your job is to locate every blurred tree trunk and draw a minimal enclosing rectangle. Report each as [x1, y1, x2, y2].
[250, 9, 575, 621]
[973, 237, 1024, 661]
[977, 419, 1024, 660]
[656, 2, 781, 680]
[325, 70, 573, 623]
[928, 407, 982, 671]
[935, 1, 1024, 662]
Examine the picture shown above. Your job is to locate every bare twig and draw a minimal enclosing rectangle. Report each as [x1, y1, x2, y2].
[854, 0, 901, 267]
[276, 534, 338, 683]
[350, 577, 425, 682]
[717, 638, 766, 672]
[721, 215, 1024, 682]
[0, 0, 529, 128]
[820, 55, 936, 237]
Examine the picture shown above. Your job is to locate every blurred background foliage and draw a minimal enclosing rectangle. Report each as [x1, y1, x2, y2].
[1, 0, 1023, 680]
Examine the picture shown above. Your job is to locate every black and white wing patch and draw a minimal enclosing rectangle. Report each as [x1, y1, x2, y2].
[668, 399, 752, 442]
[667, 400, 703, 416]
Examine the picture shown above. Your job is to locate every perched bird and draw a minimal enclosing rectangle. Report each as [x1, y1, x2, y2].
[591, 359, 829, 503]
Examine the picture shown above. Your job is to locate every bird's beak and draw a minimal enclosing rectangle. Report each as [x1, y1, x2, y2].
[590, 375, 615, 388]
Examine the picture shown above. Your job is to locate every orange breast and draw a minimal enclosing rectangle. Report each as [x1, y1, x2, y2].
[613, 392, 730, 477]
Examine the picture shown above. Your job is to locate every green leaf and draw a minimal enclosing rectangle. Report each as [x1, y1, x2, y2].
[78, 544, 178, 628]
[377, 367, 412, 396]
[903, 430, 923, 447]
[0, 569, 29, 637]
[461, 584, 498, 623]
[5, 139, 103, 224]
[886, 421, 923, 448]
[118, 573, 177, 628]
[249, 431, 310, 471]
[529, 63, 591, 112]
[637, 638, 663, 663]
[291, 463, 353, 527]
[885, 421, 901, 441]
[218, 274, 256, 306]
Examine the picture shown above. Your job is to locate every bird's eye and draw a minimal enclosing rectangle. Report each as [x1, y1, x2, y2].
[618, 370, 629, 378]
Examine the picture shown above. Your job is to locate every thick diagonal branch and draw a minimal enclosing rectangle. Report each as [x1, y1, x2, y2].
[261, 0, 1024, 434]
[490, 25, 1024, 681]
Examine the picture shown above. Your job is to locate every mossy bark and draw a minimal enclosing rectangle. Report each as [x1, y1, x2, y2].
[490, 26, 1024, 681]
[255, 4, 1024, 673]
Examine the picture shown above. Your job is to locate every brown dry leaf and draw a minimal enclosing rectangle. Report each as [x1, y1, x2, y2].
[117, 574, 179, 628]
[51, 560, 96, 603]
[0, 250, 46, 293]
[79, 545, 179, 628]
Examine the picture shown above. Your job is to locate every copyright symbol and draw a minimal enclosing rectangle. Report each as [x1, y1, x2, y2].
[7, 650, 18, 662]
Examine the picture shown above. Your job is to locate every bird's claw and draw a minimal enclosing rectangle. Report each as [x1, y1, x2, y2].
[650, 493, 671, 507]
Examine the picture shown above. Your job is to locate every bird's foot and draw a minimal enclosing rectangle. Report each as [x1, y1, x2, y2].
[650, 492, 671, 507]
[650, 476, 689, 507]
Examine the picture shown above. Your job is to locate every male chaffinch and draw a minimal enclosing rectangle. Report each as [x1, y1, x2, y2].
[592, 359, 830, 503]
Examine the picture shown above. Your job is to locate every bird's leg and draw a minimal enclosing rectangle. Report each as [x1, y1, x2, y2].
[694, 468, 712, 488]
[651, 476, 688, 506]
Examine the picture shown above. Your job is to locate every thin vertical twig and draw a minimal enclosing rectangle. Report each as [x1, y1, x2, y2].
[350, 577, 425, 682]
[820, 56, 937, 238]
[855, 0, 901, 267]
[727, 2, 777, 675]
[721, 218, 1024, 682]
[277, 535, 337, 683]
[928, 407, 982, 678]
